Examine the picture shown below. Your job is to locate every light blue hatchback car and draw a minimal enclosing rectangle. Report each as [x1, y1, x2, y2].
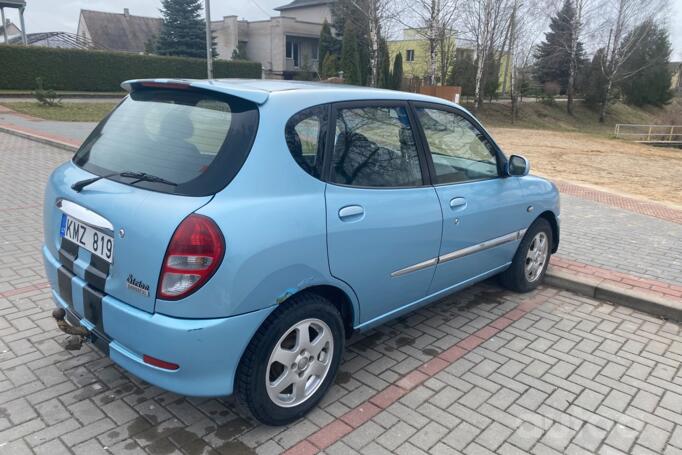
[44, 79, 559, 425]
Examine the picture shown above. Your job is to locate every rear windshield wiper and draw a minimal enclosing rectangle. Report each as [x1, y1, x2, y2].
[71, 171, 178, 192]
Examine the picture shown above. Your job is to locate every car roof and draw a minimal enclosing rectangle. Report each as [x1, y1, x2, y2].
[121, 78, 459, 109]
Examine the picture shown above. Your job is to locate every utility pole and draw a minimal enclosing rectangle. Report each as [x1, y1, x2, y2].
[205, 0, 213, 79]
[1, 8, 7, 44]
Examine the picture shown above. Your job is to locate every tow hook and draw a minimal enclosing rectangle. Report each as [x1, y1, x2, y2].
[52, 308, 90, 350]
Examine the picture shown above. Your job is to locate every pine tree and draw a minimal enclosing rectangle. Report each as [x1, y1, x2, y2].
[533, 0, 586, 94]
[340, 20, 361, 85]
[319, 20, 339, 63]
[320, 53, 338, 79]
[231, 42, 248, 60]
[391, 52, 403, 90]
[483, 56, 500, 100]
[378, 39, 391, 89]
[447, 51, 476, 96]
[619, 21, 674, 107]
[156, 0, 212, 59]
[332, 0, 371, 85]
[584, 48, 609, 108]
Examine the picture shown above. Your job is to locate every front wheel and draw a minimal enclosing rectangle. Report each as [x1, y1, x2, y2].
[235, 293, 345, 426]
[500, 218, 552, 293]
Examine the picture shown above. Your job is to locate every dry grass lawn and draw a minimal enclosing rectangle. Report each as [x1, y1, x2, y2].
[491, 127, 682, 208]
[0, 102, 118, 122]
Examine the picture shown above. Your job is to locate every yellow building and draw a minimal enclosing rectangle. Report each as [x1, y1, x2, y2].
[387, 28, 455, 81]
[388, 28, 510, 93]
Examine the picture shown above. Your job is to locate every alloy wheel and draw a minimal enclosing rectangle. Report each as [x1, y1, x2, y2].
[265, 318, 334, 408]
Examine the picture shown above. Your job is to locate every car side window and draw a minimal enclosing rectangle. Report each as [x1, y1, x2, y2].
[416, 107, 498, 184]
[285, 105, 327, 179]
[330, 105, 423, 187]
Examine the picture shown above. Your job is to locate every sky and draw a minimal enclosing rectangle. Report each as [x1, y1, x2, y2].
[3, 0, 682, 60]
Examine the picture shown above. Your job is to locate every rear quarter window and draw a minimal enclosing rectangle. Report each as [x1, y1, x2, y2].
[73, 88, 259, 196]
[285, 105, 328, 179]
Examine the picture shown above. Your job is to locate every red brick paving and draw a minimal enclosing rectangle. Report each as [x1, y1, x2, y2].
[283, 290, 558, 455]
[307, 420, 354, 450]
[554, 180, 682, 224]
[340, 403, 382, 428]
[0, 281, 50, 298]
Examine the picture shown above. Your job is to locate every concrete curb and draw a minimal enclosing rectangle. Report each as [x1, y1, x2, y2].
[546, 266, 682, 322]
[0, 125, 78, 152]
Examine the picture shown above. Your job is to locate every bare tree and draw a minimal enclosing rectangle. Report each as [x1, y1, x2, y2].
[401, 0, 459, 86]
[459, 0, 514, 109]
[507, 0, 552, 121]
[347, 0, 401, 87]
[566, 0, 586, 114]
[366, 0, 390, 87]
[595, 0, 669, 121]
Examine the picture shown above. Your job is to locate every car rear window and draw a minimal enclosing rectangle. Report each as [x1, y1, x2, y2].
[73, 88, 259, 196]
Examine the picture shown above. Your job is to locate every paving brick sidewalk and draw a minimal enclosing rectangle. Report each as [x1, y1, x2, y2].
[1, 133, 682, 455]
[556, 193, 682, 287]
[0, 106, 95, 148]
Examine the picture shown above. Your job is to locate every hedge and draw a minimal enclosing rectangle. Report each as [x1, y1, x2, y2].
[0, 45, 262, 92]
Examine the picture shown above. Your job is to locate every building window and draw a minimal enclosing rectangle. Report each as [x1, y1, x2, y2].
[286, 38, 300, 67]
[406, 49, 415, 62]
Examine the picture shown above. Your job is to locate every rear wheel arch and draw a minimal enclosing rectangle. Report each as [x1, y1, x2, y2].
[291, 285, 356, 338]
[536, 210, 559, 253]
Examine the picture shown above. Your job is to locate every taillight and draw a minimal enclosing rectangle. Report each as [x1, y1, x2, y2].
[157, 214, 224, 300]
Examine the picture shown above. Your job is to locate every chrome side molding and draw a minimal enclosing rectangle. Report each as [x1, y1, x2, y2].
[391, 258, 438, 277]
[391, 228, 528, 277]
[56, 199, 114, 232]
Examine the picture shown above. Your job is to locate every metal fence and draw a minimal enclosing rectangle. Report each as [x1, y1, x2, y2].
[614, 124, 682, 145]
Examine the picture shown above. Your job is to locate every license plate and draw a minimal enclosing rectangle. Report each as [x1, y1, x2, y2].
[60, 215, 114, 263]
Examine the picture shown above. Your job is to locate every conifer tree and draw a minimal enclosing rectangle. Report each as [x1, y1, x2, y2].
[320, 53, 338, 79]
[340, 21, 361, 85]
[584, 48, 609, 108]
[378, 39, 391, 89]
[156, 0, 214, 59]
[447, 51, 476, 96]
[332, 0, 371, 85]
[391, 52, 403, 90]
[319, 20, 339, 64]
[619, 21, 674, 106]
[533, 0, 586, 94]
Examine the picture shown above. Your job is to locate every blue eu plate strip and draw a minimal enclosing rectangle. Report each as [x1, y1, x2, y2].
[60, 214, 67, 237]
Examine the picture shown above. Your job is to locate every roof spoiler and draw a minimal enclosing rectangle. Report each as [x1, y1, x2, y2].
[121, 79, 270, 105]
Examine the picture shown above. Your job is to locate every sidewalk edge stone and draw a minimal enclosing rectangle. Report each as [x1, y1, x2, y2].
[0, 125, 78, 152]
[545, 267, 601, 298]
[546, 267, 682, 321]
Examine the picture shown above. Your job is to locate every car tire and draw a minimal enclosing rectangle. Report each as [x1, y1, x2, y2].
[500, 218, 553, 293]
[235, 293, 345, 426]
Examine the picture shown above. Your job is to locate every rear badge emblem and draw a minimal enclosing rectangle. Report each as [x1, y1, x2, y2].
[126, 274, 150, 297]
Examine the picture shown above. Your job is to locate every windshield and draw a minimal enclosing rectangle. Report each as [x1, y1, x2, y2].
[73, 88, 259, 196]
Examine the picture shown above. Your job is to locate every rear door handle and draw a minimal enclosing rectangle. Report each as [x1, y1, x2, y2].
[338, 205, 364, 221]
[450, 197, 467, 209]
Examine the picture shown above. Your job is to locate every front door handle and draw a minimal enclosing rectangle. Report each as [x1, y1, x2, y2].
[338, 205, 364, 221]
[450, 197, 467, 209]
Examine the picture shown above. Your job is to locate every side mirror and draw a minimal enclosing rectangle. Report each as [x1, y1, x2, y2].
[508, 155, 530, 176]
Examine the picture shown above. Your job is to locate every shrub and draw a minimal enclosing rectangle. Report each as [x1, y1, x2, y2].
[540, 81, 561, 105]
[0, 46, 262, 92]
[33, 77, 62, 106]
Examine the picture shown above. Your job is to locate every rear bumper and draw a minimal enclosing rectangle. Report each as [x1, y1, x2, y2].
[44, 245, 274, 397]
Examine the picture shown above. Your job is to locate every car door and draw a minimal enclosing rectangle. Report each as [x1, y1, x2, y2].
[412, 103, 530, 295]
[324, 101, 443, 325]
